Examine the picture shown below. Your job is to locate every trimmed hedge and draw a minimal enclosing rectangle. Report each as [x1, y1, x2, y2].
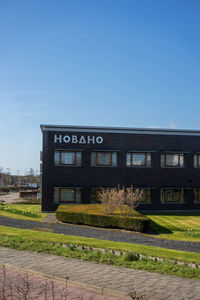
[56, 204, 150, 232]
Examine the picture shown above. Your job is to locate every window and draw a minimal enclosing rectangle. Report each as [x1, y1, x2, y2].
[161, 189, 184, 203]
[194, 189, 200, 203]
[132, 188, 152, 203]
[161, 153, 184, 167]
[90, 188, 101, 203]
[91, 152, 117, 167]
[54, 151, 82, 166]
[54, 188, 81, 203]
[194, 154, 200, 168]
[126, 153, 151, 167]
[140, 189, 152, 203]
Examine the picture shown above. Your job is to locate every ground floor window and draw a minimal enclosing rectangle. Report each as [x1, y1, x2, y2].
[194, 189, 200, 203]
[90, 188, 101, 203]
[161, 189, 184, 203]
[140, 189, 152, 203]
[54, 187, 81, 203]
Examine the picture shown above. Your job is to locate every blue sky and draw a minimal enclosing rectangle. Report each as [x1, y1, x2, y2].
[0, 0, 200, 174]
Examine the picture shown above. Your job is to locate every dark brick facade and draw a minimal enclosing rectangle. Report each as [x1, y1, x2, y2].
[41, 125, 200, 212]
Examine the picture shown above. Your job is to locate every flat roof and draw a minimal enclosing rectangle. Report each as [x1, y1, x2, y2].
[40, 124, 200, 136]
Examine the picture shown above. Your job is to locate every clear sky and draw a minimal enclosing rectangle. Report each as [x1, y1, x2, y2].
[0, 0, 200, 175]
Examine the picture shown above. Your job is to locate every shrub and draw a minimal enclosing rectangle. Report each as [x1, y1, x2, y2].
[56, 204, 150, 232]
[97, 188, 118, 215]
[98, 186, 143, 216]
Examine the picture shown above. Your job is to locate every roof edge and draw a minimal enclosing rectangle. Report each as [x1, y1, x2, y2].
[40, 124, 200, 136]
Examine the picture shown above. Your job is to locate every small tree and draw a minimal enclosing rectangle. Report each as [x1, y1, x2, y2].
[98, 188, 118, 215]
[124, 187, 143, 216]
[98, 186, 143, 216]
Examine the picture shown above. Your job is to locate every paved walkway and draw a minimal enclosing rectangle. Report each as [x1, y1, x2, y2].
[0, 265, 120, 300]
[0, 215, 200, 253]
[0, 192, 21, 204]
[0, 247, 199, 300]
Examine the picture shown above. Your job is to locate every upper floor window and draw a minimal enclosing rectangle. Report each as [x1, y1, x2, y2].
[161, 189, 184, 203]
[161, 153, 184, 167]
[194, 154, 200, 168]
[54, 151, 82, 166]
[126, 153, 151, 167]
[91, 151, 117, 167]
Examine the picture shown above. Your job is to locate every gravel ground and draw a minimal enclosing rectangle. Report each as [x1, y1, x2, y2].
[0, 215, 200, 253]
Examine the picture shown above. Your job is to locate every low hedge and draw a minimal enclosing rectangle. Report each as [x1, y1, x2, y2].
[56, 204, 150, 232]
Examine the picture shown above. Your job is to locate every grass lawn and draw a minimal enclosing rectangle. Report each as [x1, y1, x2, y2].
[0, 225, 200, 264]
[0, 225, 199, 279]
[0, 204, 48, 221]
[146, 211, 200, 242]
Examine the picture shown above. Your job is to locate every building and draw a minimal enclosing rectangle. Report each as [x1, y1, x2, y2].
[40, 124, 200, 212]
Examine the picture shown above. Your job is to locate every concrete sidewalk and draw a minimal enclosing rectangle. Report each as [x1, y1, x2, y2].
[0, 247, 199, 300]
[0, 192, 21, 204]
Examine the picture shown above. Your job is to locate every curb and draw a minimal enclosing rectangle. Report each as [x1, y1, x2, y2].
[0, 263, 131, 299]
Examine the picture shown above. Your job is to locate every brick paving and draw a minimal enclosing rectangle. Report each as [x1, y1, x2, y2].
[0, 265, 121, 300]
[0, 247, 200, 300]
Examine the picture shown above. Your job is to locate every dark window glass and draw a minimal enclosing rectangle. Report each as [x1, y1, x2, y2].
[162, 189, 183, 203]
[54, 151, 82, 166]
[91, 152, 117, 167]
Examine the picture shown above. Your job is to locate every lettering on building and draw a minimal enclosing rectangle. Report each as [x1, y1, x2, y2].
[54, 134, 103, 144]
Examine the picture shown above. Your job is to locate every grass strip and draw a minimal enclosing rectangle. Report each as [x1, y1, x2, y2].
[0, 232, 199, 279]
[0, 204, 48, 221]
[0, 225, 200, 265]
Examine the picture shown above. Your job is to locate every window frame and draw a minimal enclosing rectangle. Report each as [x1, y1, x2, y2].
[127, 152, 151, 167]
[141, 189, 152, 203]
[131, 152, 147, 167]
[161, 189, 184, 203]
[54, 187, 82, 203]
[194, 189, 200, 203]
[59, 188, 76, 203]
[96, 151, 112, 166]
[194, 154, 200, 168]
[91, 151, 117, 167]
[162, 153, 184, 168]
[90, 187, 101, 203]
[54, 150, 81, 166]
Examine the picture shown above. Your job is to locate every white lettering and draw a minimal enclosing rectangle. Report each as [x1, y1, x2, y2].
[96, 136, 103, 144]
[54, 134, 104, 144]
[72, 135, 78, 143]
[79, 136, 87, 144]
[87, 136, 95, 144]
[54, 135, 62, 143]
[63, 135, 71, 143]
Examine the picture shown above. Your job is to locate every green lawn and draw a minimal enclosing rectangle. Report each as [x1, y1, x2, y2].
[0, 225, 200, 264]
[0, 204, 48, 221]
[146, 211, 200, 242]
